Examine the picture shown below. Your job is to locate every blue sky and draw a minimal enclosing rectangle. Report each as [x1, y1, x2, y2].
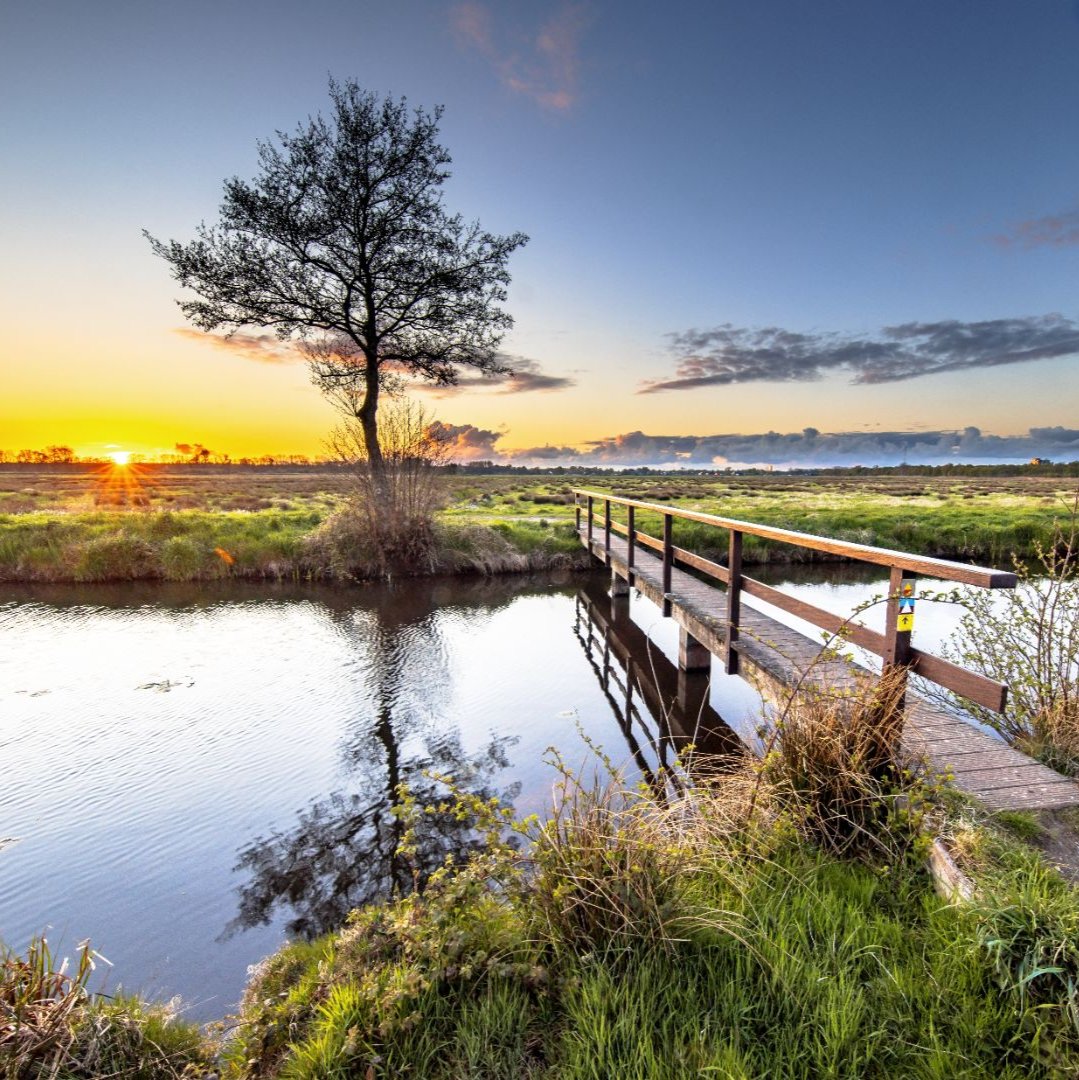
[2, 0, 1077, 465]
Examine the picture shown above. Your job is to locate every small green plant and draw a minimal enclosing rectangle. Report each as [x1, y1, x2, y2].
[994, 810, 1047, 842]
[974, 862, 1079, 1068]
[941, 493, 1079, 775]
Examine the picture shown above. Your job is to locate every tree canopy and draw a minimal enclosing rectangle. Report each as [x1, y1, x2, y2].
[146, 79, 528, 473]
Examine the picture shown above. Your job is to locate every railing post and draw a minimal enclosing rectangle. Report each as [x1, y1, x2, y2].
[726, 529, 742, 675]
[627, 504, 636, 585]
[662, 512, 673, 616]
[575, 493, 581, 535]
[883, 566, 916, 704]
[604, 497, 612, 566]
[586, 495, 594, 551]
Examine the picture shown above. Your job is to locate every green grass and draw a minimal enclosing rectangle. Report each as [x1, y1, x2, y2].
[2, 472, 1076, 580]
[0, 508, 589, 583]
[441, 474, 1077, 566]
[7, 734, 1079, 1078]
[0, 935, 212, 1077]
[213, 761, 1079, 1080]
[218, 834, 1078, 1079]
[0, 508, 321, 582]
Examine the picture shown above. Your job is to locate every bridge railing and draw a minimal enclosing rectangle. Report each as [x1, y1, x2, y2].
[572, 488, 1018, 712]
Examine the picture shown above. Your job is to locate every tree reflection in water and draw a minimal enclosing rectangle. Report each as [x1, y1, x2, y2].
[225, 731, 518, 939]
[225, 581, 524, 941]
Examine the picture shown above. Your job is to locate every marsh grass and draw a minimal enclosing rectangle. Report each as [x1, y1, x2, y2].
[1, 471, 1073, 582]
[0, 936, 210, 1079]
[0, 509, 587, 583]
[760, 666, 938, 862]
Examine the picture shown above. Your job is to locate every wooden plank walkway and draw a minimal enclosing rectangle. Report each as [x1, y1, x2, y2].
[580, 528, 1079, 811]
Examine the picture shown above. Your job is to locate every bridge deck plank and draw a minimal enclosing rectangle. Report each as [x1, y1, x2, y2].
[581, 528, 1079, 812]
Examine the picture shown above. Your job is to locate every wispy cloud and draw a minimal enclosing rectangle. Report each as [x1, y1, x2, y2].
[641, 314, 1079, 393]
[451, 2, 590, 111]
[993, 204, 1079, 249]
[175, 331, 572, 395]
[174, 328, 300, 364]
[422, 354, 575, 396]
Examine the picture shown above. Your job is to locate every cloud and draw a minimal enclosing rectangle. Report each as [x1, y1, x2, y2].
[174, 328, 300, 364]
[491, 426, 1079, 469]
[993, 205, 1079, 249]
[427, 421, 504, 462]
[176, 331, 571, 396]
[422, 354, 575, 396]
[503, 443, 581, 460]
[641, 314, 1079, 392]
[451, 2, 590, 111]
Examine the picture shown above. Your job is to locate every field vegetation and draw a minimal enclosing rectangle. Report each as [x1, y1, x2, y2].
[1, 464, 1076, 583]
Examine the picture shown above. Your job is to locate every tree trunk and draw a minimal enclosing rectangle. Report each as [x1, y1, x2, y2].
[372, 704, 407, 894]
[357, 354, 387, 501]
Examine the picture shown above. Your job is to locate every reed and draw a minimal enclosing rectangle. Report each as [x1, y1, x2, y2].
[0, 936, 209, 1079]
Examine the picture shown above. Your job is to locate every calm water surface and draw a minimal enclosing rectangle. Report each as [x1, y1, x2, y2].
[0, 564, 992, 1018]
[1, 572, 763, 1019]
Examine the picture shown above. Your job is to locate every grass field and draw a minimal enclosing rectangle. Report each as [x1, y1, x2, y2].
[1, 464, 1076, 581]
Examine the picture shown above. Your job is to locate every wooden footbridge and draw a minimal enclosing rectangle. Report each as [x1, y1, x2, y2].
[572, 489, 1079, 811]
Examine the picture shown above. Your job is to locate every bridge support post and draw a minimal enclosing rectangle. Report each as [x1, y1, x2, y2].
[726, 530, 743, 675]
[675, 668, 711, 733]
[610, 571, 630, 599]
[679, 626, 710, 672]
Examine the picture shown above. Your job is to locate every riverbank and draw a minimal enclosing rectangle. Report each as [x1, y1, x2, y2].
[0, 510, 589, 583]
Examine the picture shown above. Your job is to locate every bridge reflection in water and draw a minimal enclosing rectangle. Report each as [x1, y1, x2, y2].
[573, 577, 745, 787]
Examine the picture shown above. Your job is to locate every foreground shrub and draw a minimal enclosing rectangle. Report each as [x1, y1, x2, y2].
[324, 399, 449, 577]
[941, 495, 1079, 774]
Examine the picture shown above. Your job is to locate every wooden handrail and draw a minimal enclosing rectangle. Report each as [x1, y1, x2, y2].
[573, 488, 1015, 713]
[572, 488, 1017, 589]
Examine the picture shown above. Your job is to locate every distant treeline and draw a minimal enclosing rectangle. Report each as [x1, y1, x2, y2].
[2, 457, 1077, 477]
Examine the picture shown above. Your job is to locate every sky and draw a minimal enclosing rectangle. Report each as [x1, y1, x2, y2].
[2, 0, 1078, 468]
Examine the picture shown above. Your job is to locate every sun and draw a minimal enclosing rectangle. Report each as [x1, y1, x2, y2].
[109, 450, 131, 467]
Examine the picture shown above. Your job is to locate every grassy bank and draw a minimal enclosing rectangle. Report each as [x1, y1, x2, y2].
[0, 509, 587, 583]
[224, 816, 1076, 1079]
[7, 774, 1079, 1078]
[6, 672, 1079, 1077]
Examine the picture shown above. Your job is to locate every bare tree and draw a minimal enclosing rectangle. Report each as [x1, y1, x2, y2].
[145, 79, 527, 484]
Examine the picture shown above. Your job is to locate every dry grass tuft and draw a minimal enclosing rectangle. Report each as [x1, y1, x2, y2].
[760, 667, 933, 862]
[0, 936, 209, 1078]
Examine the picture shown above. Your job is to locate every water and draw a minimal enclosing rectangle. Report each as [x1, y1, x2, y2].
[1, 573, 763, 1019]
[0, 564, 1003, 1018]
